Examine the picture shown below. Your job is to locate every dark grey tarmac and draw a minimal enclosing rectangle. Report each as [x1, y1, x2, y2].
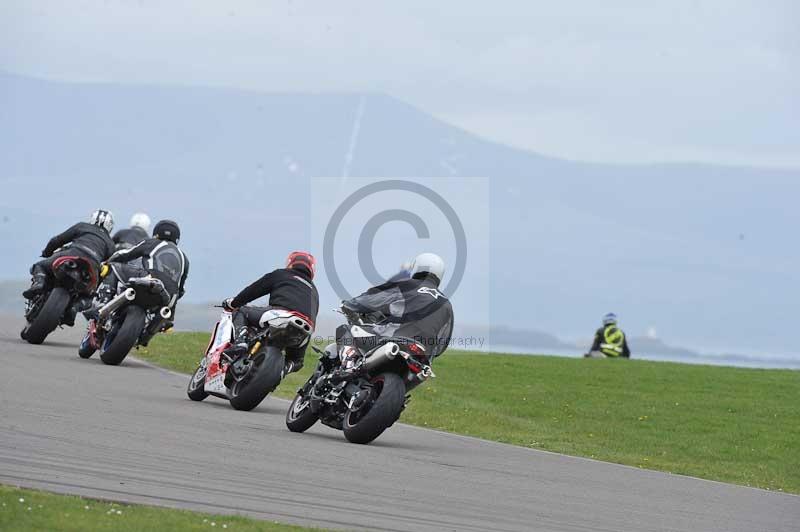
[0, 318, 797, 531]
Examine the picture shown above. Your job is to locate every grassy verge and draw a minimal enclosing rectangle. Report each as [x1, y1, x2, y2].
[137, 332, 800, 493]
[0, 485, 327, 532]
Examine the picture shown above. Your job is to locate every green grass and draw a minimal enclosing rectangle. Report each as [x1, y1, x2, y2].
[0, 485, 327, 532]
[137, 332, 800, 493]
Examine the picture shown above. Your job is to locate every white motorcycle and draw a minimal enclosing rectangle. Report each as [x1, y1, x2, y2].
[187, 308, 313, 411]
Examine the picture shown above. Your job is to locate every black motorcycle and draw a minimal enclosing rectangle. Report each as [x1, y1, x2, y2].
[78, 272, 173, 365]
[286, 308, 435, 444]
[21, 255, 99, 345]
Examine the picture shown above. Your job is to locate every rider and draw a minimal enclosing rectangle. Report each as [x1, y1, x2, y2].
[112, 212, 151, 250]
[91, 219, 189, 339]
[23, 210, 116, 326]
[222, 251, 319, 376]
[587, 313, 631, 358]
[336, 252, 454, 368]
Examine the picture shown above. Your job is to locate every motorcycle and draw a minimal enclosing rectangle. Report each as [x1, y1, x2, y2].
[187, 308, 313, 411]
[285, 307, 435, 444]
[21, 255, 99, 344]
[78, 267, 173, 365]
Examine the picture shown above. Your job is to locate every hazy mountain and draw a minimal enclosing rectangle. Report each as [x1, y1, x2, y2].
[2, 72, 798, 357]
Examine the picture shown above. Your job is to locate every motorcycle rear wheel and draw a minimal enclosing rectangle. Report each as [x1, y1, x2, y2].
[342, 372, 406, 445]
[229, 347, 284, 411]
[22, 288, 70, 345]
[100, 306, 145, 366]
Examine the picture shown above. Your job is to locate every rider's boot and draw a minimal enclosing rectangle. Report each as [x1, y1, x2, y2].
[63, 296, 92, 327]
[139, 317, 173, 347]
[62, 305, 77, 327]
[283, 357, 305, 377]
[22, 273, 48, 299]
[223, 327, 251, 360]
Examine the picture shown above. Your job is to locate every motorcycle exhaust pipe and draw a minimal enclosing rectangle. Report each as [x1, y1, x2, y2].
[363, 342, 400, 372]
[98, 288, 136, 320]
[159, 306, 172, 320]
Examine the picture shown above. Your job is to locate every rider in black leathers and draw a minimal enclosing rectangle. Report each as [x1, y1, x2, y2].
[23, 210, 116, 326]
[113, 226, 148, 250]
[91, 220, 189, 340]
[112, 212, 151, 250]
[222, 251, 319, 375]
[336, 252, 454, 365]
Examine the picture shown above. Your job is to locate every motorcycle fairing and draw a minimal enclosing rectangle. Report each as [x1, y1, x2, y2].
[203, 311, 235, 396]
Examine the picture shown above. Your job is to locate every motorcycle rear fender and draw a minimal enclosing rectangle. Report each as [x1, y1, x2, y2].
[52, 255, 97, 292]
[259, 308, 314, 334]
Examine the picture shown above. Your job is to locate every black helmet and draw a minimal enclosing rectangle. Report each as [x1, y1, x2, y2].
[153, 219, 180, 243]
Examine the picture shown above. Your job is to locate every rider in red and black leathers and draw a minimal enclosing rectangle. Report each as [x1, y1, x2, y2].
[223, 252, 319, 375]
[23, 211, 116, 326]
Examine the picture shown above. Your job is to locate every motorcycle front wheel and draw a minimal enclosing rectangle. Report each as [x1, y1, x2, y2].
[286, 391, 319, 433]
[342, 372, 406, 445]
[100, 306, 145, 365]
[22, 287, 70, 345]
[187, 363, 209, 401]
[77, 333, 97, 359]
[229, 346, 284, 411]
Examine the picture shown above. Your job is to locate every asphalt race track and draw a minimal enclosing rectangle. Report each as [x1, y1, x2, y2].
[0, 318, 797, 531]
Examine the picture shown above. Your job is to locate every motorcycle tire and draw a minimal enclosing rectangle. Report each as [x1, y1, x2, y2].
[229, 347, 284, 411]
[343, 372, 406, 445]
[187, 364, 209, 401]
[285, 392, 319, 433]
[22, 288, 70, 345]
[100, 306, 145, 366]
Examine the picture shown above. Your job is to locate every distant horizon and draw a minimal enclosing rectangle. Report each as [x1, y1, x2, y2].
[2, 278, 797, 366]
[3, 69, 799, 172]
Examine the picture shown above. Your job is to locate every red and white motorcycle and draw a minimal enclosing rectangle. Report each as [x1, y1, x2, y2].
[187, 308, 313, 411]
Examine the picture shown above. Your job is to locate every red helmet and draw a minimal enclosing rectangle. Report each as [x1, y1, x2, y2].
[286, 251, 316, 278]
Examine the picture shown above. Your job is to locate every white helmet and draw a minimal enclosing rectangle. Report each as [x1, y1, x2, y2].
[89, 209, 114, 233]
[129, 212, 151, 232]
[410, 253, 445, 283]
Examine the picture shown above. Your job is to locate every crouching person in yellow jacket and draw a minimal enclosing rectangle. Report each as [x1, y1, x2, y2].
[585, 313, 631, 358]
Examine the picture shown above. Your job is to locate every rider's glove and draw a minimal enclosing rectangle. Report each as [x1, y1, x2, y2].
[222, 298, 237, 312]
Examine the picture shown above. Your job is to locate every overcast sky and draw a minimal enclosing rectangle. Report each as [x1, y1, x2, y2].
[2, 0, 797, 167]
